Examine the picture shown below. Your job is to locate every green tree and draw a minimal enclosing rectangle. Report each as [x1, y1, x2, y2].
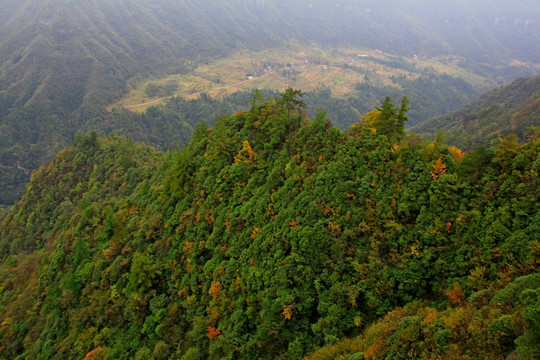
[371, 96, 410, 140]
[279, 87, 306, 118]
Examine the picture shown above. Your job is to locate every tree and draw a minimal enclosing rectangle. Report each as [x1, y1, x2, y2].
[371, 96, 410, 140]
[430, 158, 447, 180]
[145, 83, 160, 98]
[279, 87, 306, 118]
[494, 134, 521, 167]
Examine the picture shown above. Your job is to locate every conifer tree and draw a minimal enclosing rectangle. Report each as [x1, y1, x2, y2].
[372, 96, 410, 140]
[279, 87, 306, 118]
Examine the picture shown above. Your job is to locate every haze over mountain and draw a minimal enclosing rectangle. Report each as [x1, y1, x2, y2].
[1, 0, 539, 205]
[412, 74, 540, 149]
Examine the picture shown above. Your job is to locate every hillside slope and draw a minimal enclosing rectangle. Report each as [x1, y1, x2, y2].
[412, 74, 540, 149]
[0, 96, 538, 359]
[1, 0, 540, 205]
[307, 271, 540, 359]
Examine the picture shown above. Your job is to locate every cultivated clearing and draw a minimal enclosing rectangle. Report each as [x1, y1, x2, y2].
[110, 45, 502, 112]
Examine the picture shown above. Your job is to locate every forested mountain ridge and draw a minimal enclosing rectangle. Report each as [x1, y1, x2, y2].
[1, 0, 540, 205]
[105, 72, 481, 156]
[0, 95, 538, 359]
[413, 74, 540, 149]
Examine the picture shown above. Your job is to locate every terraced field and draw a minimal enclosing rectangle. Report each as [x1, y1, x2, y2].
[110, 45, 503, 112]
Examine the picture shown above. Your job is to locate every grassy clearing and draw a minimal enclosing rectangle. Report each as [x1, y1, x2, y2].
[109, 45, 503, 112]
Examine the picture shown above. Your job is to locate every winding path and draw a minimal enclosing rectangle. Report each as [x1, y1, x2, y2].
[0, 162, 30, 174]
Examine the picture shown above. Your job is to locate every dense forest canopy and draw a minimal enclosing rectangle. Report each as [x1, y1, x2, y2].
[0, 93, 538, 359]
[0, 0, 538, 357]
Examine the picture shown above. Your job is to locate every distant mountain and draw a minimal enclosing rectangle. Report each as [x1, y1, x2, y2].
[412, 74, 540, 149]
[1, 0, 540, 204]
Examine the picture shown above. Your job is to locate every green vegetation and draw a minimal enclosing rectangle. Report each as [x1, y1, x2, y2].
[309, 272, 540, 360]
[1, 0, 540, 205]
[145, 81, 179, 99]
[104, 71, 484, 156]
[0, 91, 538, 359]
[413, 74, 540, 149]
[112, 46, 495, 112]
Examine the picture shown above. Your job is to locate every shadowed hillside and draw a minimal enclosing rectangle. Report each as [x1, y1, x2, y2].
[412, 74, 540, 149]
